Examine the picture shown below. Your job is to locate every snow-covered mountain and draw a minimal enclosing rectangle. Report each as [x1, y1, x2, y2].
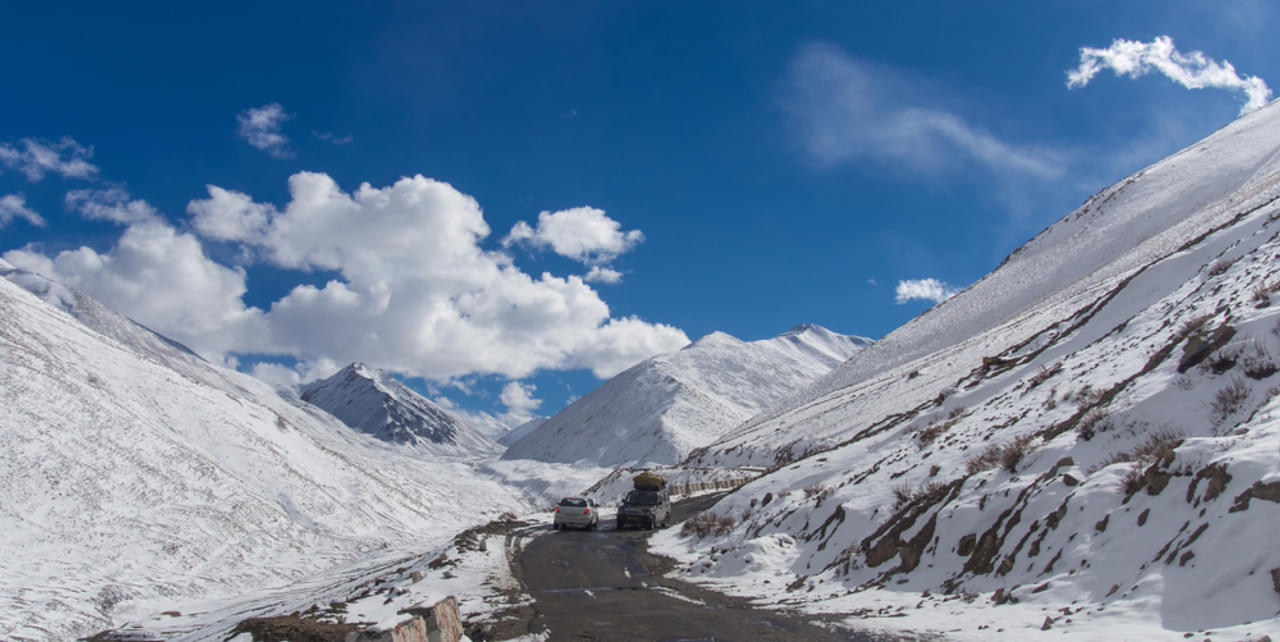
[498, 416, 546, 447]
[300, 362, 500, 456]
[0, 263, 530, 640]
[503, 324, 871, 466]
[661, 102, 1280, 639]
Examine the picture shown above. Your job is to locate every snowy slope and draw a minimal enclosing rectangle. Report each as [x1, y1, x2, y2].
[660, 102, 1280, 639]
[503, 324, 870, 467]
[0, 270, 530, 641]
[300, 362, 500, 456]
[497, 417, 546, 447]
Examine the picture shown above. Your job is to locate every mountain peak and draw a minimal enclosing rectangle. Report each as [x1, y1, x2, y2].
[301, 362, 498, 455]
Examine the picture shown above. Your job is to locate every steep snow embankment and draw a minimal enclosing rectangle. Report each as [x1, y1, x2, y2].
[660, 103, 1280, 640]
[300, 362, 500, 456]
[503, 324, 870, 467]
[0, 273, 529, 641]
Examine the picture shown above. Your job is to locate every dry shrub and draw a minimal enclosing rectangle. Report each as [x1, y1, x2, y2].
[681, 511, 737, 538]
[1210, 377, 1251, 425]
[1200, 343, 1241, 375]
[1000, 434, 1036, 473]
[1241, 341, 1278, 379]
[917, 422, 946, 446]
[1207, 258, 1233, 277]
[1179, 313, 1213, 339]
[1028, 362, 1062, 389]
[1121, 468, 1147, 496]
[1129, 428, 1183, 464]
[1076, 408, 1112, 441]
[966, 435, 1037, 475]
[892, 482, 914, 508]
[965, 443, 1004, 475]
[1101, 427, 1183, 471]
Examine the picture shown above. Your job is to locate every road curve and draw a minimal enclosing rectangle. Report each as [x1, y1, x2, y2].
[504, 493, 885, 642]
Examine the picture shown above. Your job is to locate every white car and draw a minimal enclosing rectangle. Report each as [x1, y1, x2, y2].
[553, 497, 599, 530]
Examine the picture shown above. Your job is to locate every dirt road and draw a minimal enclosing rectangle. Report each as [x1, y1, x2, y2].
[502, 493, 887, 642]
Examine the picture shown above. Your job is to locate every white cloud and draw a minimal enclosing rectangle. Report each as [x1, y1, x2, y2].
[0, 136, 99, 181]
[66, 187, 162, 225]
[584, 266, 623, 284]
[185, 172, 688, 381]
[1067, 36, 1272, 115]
[3, 196, 267, 359]
[0, 194, 44, 227]
[237, 103, 293, 158]
[895, 278, 958, 305]
[504, 206, 645, 265]
[249, 358, 340, 388]
[499, 381, 542, 425]
[187, 185, 273, 242]
[782, 42, 1064, 179]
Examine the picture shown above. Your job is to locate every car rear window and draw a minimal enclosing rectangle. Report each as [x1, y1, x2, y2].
[559, 498, 587, 507]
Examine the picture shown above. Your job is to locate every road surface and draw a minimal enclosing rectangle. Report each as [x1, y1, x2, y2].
[499, 493, 889, 642]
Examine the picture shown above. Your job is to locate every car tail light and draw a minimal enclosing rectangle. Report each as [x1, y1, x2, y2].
[584, 508, 591, 514]
[555, 507, 561, 512]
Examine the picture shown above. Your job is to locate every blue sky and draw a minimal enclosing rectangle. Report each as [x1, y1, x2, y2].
[2, 1, 1276, 426]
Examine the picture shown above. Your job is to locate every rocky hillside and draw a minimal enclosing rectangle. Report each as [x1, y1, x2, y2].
[301, 362, 500, 457]
[660, 103, 1280, 639]
[503, 324, 871, 466]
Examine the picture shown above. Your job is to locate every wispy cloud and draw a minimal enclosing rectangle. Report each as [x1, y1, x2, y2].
[781, 42, 1065, 179]
[237, 103, 293, 158]
[0, 193, 44, 227]
[66, 186, 162, 225]
[895, 278, 958, 305]
[312, 130, 353, 145]
[0, 136, 99, 182]
[1067, 36, 1272, 115]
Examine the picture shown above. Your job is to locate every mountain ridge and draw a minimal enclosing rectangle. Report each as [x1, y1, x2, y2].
[503, 324, 871, 466]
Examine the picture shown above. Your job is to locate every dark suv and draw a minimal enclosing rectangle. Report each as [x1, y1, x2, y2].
[616, 486, 671, 530]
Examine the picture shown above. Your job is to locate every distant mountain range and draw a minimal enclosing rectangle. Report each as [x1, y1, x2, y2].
[502, 323, 871, 466]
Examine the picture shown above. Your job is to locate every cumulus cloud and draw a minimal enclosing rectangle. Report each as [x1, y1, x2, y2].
[584, 266, 623, 284]
[504, 206, 645, 265]
[237, 103, 293, 158]
[66, 187, 162, 225]
[187, 184, 273, 242]
[3, 193, 267, 359]
[0, 136, 99, 181]
[895, 278, 958, 305]
[782, 42, 1064, 178]
[0, 194, 44, 227]
[1067, 36, 1272, 115]
[499, 381, 542, 425]
[185, 172, 688, 381]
